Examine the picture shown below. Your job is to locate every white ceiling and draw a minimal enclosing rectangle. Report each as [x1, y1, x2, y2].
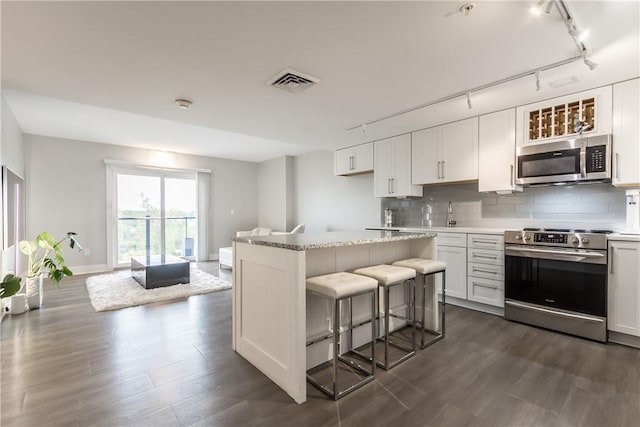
[2, 1, 639, 163]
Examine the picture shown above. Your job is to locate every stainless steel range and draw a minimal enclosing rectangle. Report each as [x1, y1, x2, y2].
[504, 228, 612, 342]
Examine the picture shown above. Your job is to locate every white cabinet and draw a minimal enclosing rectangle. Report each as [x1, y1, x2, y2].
[466, 234, 504, 307]
[608, 240, 640, 337]
[412, 117, 478, 185]
[612, 78, 640, 187]
[516, 86, 613, 146]
[334, 143, 374, 176]
[478, 109, 522, 193]
[435, 233, 467, 299]
[374, 134, 423, 198]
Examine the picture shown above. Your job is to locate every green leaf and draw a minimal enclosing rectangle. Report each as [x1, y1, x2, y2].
[0, 274, 22, 299]
[18, 240, 37, 255]
[62, 266, 73, 276]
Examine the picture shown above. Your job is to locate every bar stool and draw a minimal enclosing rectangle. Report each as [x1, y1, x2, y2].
[305, 272, 378, 400]
[352, 264, 417, 370]
[392, 258, 446, 349]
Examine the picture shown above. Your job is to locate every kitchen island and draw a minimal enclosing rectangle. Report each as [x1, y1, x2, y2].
[232, 230, 438, 403]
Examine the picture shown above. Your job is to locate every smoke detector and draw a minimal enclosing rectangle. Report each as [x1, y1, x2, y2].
[175, 98, 192, 109]
[266, 68, 319, 93]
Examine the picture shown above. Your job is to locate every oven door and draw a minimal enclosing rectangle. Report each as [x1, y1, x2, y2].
[504, 246, 607, 317]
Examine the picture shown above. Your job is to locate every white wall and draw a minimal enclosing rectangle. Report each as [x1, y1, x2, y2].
[258, 156, 287, 231]
[292, 150, 380, 232]
[24, 134, 259, 272]
[1, 95, 25, 278]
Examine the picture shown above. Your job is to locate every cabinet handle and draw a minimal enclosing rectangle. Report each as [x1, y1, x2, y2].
[437, 161, 441, 179]
[352, 155, 356, 170]
[610, 247, 614, 274]
[615, 152, 620, 180]
[472, 267, 499, 275]
[472, 239, 498, 245]
[510, 164, 514, 187]
[472, 254, 498, 260]
[388, 178, 392, 194]
[442, 160, 446, 179]
[349, 156, 353, 170]
[473, 281, 499, 290]
[391, 178, 394, 194]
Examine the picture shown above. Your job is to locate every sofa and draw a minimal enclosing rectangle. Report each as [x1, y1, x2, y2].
[218, 225, 305, 270]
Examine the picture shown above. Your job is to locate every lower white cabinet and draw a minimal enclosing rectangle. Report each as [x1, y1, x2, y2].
[467, 234, 505, 308]
[436, 234, 467, 299]
[608, 240, 640, 337]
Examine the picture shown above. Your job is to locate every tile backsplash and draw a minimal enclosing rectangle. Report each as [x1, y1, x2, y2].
[381, 183, 627, 231]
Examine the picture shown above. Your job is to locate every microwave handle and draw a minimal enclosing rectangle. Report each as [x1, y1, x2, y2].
[580, 146, 587, 178]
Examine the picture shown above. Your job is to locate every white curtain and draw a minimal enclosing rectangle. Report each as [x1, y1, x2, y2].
[196, 172, 211, 262]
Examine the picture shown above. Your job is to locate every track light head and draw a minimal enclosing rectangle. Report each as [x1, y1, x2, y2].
[530, 0, 546, 15]
[466, 92, 472, 109]
[535, 70, 542, 92]
[581, 51, 598, 71]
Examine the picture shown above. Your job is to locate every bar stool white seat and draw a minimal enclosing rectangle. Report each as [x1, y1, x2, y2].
[393, 258, 446, 349]
[352, 264, 417, 370]
[305, 272, 378, 400]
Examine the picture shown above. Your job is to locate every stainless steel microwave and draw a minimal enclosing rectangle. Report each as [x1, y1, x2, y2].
[516, 134, 612, 186]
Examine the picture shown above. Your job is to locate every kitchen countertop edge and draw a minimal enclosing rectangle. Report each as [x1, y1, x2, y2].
[233, 230, 438, 251]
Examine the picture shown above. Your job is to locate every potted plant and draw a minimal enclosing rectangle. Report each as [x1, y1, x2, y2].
[18, 231, 82, 309]
[1, 274, 21, 299]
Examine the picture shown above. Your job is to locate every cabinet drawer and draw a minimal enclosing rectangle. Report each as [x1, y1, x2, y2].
[468, 234, 504, 250]
[468, 248, 504, 266]
[468, 262, 504, 281]
[436, 232, 467, 248]
[467, 277, 504, 307]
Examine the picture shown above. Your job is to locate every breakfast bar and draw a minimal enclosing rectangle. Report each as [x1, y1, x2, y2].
[232, 230, 438, 403]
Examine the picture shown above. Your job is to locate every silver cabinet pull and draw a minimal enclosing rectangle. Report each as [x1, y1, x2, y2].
[472, 254, 498, 260]
[510, 164, 514, 187]
[472, 239, 498, 245]
[437, 161, 441, 179]
[442, 160, 446, 179]
[387, 178, 391, 194]
[391, 178, 394, 194]
[473, 281, 498, 290]
[352, 155, 356, 170]
[615, 152, 620, 180]
[472, 267, 499, 274]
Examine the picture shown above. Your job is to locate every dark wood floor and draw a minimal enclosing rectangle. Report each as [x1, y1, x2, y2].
[2, 262, 639, 427]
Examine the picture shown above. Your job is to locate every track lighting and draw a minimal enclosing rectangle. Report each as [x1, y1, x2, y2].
[535, 70, 541, 92]
[361, 124, 367, 135]
[582, 51, 598, 71]
[530, 0, 545, 15]
[466, 92, 472, 109]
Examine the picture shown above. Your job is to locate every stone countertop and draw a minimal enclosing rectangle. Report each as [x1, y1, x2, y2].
[608, 233, 640, 242]
[367, 226, 507, 235]
[232, 230, 437, 251]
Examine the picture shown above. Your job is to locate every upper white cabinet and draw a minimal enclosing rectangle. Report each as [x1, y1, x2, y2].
[334, 143, 374, 176]
[516, 86, 613, 146]
[478, 109, 521, 193]
[374, 134, 422, 198]
[608, 240, 640, 337]
[612, 78, 640, 187]
[412, 117, 479, 185]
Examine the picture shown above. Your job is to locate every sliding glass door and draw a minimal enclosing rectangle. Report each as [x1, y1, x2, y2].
[116, 171, 197, 265]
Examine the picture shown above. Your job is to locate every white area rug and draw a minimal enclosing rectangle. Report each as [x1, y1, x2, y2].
[86, 267, 231, 312]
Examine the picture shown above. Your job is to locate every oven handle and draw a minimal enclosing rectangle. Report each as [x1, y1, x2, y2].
[505, 301, 605, 323]
[505, 246, 605, 262]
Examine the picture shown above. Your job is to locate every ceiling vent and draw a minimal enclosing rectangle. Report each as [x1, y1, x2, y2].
[266, 68, 319, 93]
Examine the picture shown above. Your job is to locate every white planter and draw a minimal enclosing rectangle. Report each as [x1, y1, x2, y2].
[26, 276, 44, 309]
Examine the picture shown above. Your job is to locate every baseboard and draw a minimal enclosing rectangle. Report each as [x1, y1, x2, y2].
[441, 294, 505, 317]
[70, 264, 111, 275]
[209, 254, 219, 261]
[608, 331, 640, 349]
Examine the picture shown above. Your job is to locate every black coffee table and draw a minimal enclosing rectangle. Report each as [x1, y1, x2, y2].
[131, 255, 190, 289]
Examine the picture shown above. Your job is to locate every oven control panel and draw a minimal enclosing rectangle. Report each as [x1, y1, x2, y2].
[534, 233, 567, 244]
